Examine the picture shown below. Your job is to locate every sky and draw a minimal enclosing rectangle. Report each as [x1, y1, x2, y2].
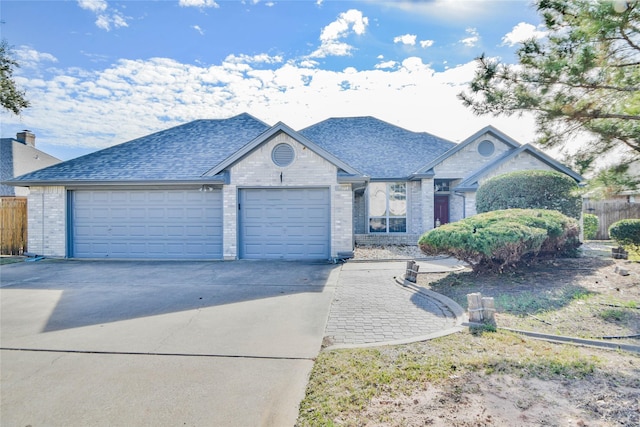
[0, 0, 548, 161]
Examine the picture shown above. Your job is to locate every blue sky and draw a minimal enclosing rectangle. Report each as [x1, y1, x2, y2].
[1, 0, 546, 160]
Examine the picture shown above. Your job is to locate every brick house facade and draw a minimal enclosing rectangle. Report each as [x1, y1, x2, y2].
[7, 114, 582, 260]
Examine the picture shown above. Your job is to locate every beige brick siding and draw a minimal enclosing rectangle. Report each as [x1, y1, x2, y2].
[478, 152, 556, 186]
[408, 181, 422, 234]
[229, 131, 353, 259]
[27, 186, 66, 257]
[433, 133, 512, 179]
[421, 178, 434, 232]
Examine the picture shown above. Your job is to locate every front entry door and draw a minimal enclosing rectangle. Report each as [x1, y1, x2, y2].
[434, 195, 449, 227]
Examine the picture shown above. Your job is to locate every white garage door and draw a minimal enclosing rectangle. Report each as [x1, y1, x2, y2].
[239, 188, 330, 260]
[71, 189, 223, 259]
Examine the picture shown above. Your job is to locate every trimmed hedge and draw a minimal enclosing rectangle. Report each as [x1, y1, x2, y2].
[418, 209, 581, 273]
[609, 219, 640, 249]
[583, 213, 599, 240]
[476, 170, 582, 219]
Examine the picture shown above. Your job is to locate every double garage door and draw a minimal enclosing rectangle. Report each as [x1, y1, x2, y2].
[71, 189, 223, 259]
[70, 188, 330, 260]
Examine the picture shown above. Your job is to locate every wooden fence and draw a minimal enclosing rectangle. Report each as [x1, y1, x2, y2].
[583, 199, 640, 239]
[1, 197, 27, 255]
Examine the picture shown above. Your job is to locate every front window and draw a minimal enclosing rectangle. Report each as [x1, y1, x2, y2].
[368, 182, 407, 233]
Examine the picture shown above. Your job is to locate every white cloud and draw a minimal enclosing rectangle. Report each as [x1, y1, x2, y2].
[502, 22, 547, 46]
[179, 0, 219, 8]
[95, 15, 111, 31]
[2, 53, 538, 154]
[95, 11, 129, 31]
[77, 0, 107, 13]
[225, 53, 284, 64]
[310, 9, 369, 58]
[460, 27, 479, 47]
[420, 39, 434, 48]
[192, 25, 205, 35]
[15, 47, 58, 68]
[375, 60, 397, 69]
[380, 0, 493, 21]
[394, 34, 417, 46]
[77, 0, 129, 31]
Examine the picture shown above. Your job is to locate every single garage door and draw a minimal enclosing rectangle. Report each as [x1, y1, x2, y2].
[239, 188, 330, 260]
[71, 189, 223, 259]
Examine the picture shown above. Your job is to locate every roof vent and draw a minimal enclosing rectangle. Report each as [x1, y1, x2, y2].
[16, 130, 36, 147]
[272, 143, 295, 167]
[478, 140, 495, 157]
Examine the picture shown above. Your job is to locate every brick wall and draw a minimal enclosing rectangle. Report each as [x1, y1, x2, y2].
[355, 234, 421, 246]
[229, 132, 353, 258]
[27, 186, 66, 257]
[353, 191, 366, 234]
[433, 134, 512, 179]
[479, 152, 556, 185]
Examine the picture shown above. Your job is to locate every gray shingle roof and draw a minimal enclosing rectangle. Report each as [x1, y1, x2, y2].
[299, 117, 455, 179]
[9, 114, 457, 184]
[10, 113, 270, 183]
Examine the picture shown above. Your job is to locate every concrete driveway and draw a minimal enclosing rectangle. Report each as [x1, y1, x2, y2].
[0, 260, 340, 426]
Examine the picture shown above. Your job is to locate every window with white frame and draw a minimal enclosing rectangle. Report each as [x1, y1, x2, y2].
[368, 182, 407, 233]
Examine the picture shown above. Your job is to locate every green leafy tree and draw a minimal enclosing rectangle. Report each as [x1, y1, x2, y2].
[459, 0, 639, 176]
[1, 39, 30, 115]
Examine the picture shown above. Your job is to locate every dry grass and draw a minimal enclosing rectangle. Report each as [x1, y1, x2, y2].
[297, 330, 640, 426]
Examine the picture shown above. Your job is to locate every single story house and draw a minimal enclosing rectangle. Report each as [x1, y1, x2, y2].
[6, 113, 582, 261]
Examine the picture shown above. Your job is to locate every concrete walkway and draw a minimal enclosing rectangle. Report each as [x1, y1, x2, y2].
[324, 258, 467, 349]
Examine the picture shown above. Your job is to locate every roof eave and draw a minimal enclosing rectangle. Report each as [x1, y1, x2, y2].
[337, 173, 370, 184]
[409, 170, 436, 180]
[3, 175, 228, 187]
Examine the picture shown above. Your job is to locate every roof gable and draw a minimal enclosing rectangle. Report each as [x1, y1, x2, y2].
[415, 125, 521, 175]
[454, 143, 583, 191]
[205, 121, 361, 176]
[299, 116, 455, 179]
[9, 113, 270, 184]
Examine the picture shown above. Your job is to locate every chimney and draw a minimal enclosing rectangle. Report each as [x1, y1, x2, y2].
[16, 130, 36, 147]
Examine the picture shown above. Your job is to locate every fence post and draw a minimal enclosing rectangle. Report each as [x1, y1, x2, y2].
[467, 292, 484, 322]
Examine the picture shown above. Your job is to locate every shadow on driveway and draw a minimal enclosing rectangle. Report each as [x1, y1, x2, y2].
[1, 260, 338, 332]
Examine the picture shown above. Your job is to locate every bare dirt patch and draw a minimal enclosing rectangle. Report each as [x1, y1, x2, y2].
[419, 256, 640, 345]
[298, 245, 640, 427]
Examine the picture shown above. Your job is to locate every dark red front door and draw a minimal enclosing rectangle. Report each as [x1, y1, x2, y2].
[434, 195, 449, 227]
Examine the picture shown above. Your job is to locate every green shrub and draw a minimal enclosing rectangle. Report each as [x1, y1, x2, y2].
[582, 213, 599, 240]
[418, 209, 581, 273]
[476, 170, 582, 219]
[609, 219, 640, 250]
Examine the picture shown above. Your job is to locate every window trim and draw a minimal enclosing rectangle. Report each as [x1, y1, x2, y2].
[367, 181, 408, 234]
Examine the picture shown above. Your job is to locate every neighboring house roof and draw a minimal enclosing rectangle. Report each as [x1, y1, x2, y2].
[9, 113, 271, 185]
[299, 116, 455, 179]
[1, 136, 61, 196]
[454, 143, 583, 191]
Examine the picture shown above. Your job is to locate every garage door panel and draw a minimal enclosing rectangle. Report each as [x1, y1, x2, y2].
[72, 189, 223, 259]
[239, 188, 330, 260]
